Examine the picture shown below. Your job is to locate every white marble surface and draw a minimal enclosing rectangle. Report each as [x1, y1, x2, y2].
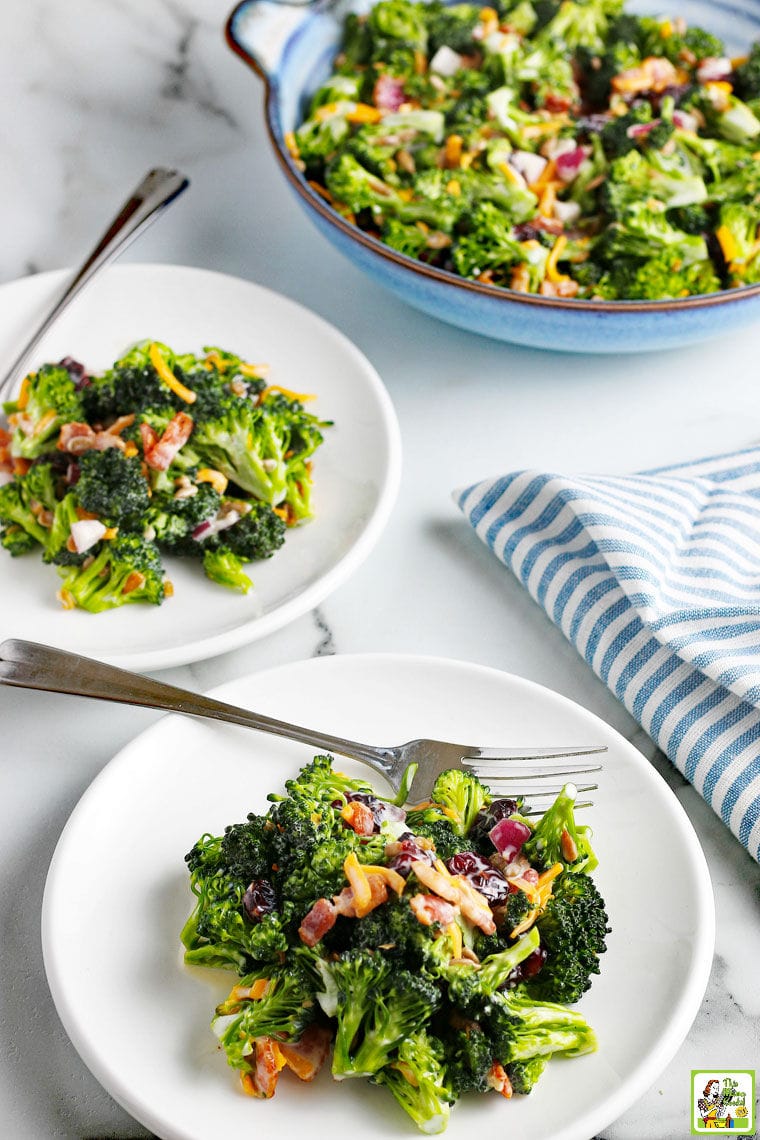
[1, 1, 759, 1137]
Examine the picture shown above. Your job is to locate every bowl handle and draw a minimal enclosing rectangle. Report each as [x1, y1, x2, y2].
[226, 0, 318, 80]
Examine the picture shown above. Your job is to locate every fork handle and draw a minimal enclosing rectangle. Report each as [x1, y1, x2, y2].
[0, 639, 397, 778]
[0, 167, 189, 403]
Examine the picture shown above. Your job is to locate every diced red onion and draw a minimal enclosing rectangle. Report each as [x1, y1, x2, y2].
[192, 509, 240, 542]
[489, 817, 531, 860]
[373, 74, 405, 112]
[626, 120, 660, 139]
[555, 146, 589, 182]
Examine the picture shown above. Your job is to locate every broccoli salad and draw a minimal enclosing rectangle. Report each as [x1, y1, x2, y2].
[182, 757, 609, 1134]
[0, 344, 330, 611]
[291, 0, 760, 300]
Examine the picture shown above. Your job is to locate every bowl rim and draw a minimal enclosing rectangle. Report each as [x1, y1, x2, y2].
[225, 0, 760, 316]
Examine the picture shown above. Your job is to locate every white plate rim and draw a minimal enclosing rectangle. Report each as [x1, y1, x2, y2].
[0, 265, 402, 670]
[41, 652, 716, 1140]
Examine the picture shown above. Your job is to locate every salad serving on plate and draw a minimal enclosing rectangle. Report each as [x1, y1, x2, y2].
[290, 0, 760, 302]
[0, 340, 330, 610]
[183, 754, 609, 1134]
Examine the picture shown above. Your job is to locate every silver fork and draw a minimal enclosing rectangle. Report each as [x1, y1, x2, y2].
[0, 639, 604, 806]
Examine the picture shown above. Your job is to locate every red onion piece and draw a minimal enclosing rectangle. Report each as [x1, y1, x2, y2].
[489, 817, 531, 859]
[555, 146, 589, 182]
[673, 109, 700, 132]
[696, 56, 732, 84]
[373, 74, 405, 112]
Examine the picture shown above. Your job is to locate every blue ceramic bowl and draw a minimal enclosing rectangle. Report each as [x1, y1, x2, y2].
[226, 0, 760, 352]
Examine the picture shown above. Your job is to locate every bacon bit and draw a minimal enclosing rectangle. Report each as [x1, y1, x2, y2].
[149, 342, 196, 404]
[196, 467, 229, 495]
[487, 1062, 513, 1098]
[139, 422, 158, 453]
[57, 587, 76, 610]
[410, 893, 458, 927]
[241, 1037, 287, 1098]
[298, 897, 337, 946]
[59, 422, 126, 455]
[278, 1024, 332, 1082]
[12, 457, 31, 477]
[141, 411, 194, 471]
[341, 800, 376, 836]
[260, 384, 316, 403]
[560, 828, 578, 862]
[122, 571, 145, 595]
[346, 102, 382, 124]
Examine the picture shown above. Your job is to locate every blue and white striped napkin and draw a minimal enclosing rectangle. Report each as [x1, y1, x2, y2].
[455, 448, 760, 865]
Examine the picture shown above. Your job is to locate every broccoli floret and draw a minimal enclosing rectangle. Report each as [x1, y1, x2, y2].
[202, 546, 253, 593]
[690, 86, 760, 145]
[447, 927, 541, 1013]
[295, 107, 351, 171]
[368, 0, 428, 52]
[145, 481, 223, 552]
[605, 252, 721, 299]
[734, 42, 760, 103]
[443, 1019, 494, 1094]
[487, 987, 597, 1062]
[598, 201, 709, 266]
[309, 73, 364, 113]
[0, 481, 49, 551]
[182, 825, 288, 970]
[191, 394, 326, 510]
[326, 949, 440, 1078]
[219, 814, 272, 881]
[405, 811, 473, 860]
[506, 1055, 547, 1093]
[577, 39, 639, 110]
[452, 202, 529, 283]
[376, 1030, 454, 1134]
[534, 0, 623, 55]
[23, 460, 60, 512]
[669, 203, 712, 235]
[716, 201, 760, 285]
[5, 364, 84, 459]
[427, 2, 479, 53]
[74, 447, 150, 526]
[281, 832, 386, 911]
[0, 524, 38, 556]
[213, 962, 318, 1066]
[599, 103, 652, 159]
[522, 784, 597, 872]
[217, 501, 286, 561]
[430, 768, 490, 837]
[524, 872, 609, 1004]
[603, 146, 707, 217]
[43, 492, 86, 566]
[56, 532, 165, 612]
[382, 218, 431, 259]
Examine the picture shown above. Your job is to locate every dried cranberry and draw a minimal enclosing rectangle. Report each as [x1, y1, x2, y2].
[446, 852, 511, 903]
[59, 356, 90, 388]
[387, 834, 435, 878]
[502, 947, 548, 988]
[242, 878, 276, 923]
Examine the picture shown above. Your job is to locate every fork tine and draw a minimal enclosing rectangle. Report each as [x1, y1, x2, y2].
[506, 782, 598, 798]
[469, 764, 603, 780]
[523, 800, 593, 816]
[464, 745, 607, 762]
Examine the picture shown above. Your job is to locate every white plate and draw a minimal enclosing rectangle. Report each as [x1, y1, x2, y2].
[0, 266, 400, 669]
[42, 654, 714, 1140]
